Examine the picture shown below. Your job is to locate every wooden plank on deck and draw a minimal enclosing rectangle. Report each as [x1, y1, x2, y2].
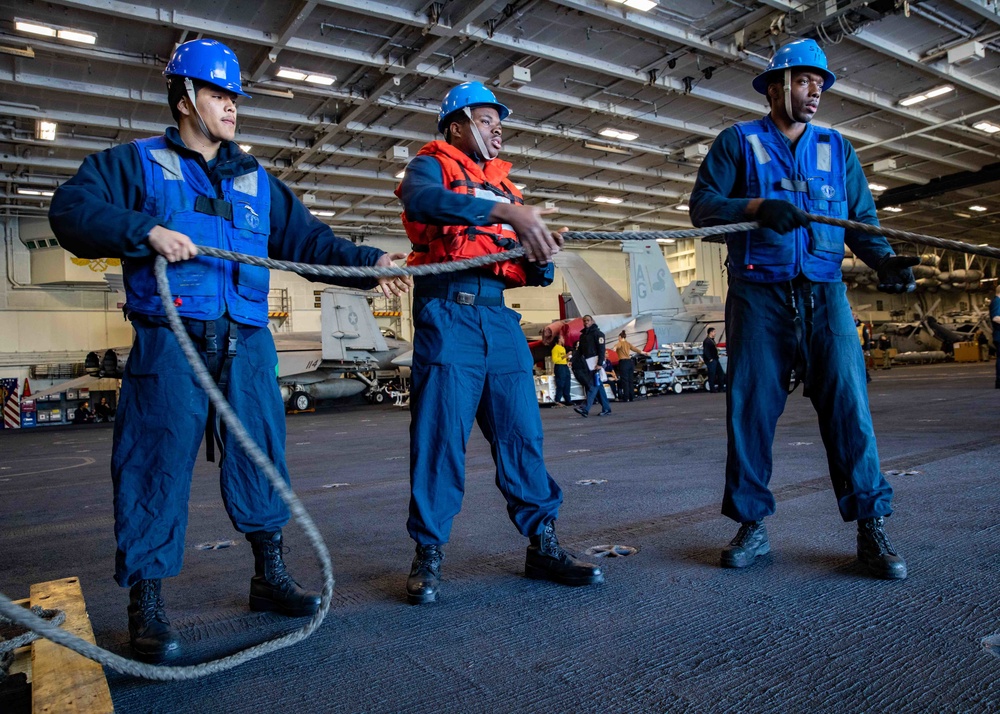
[29, 577, 113, 714]
[9, 598, 33, 683]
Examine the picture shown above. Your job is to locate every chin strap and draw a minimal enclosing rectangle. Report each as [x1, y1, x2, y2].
[463, 106, 493, 164]
[184, 77, 225, 144]
[783, 68, 794, 123]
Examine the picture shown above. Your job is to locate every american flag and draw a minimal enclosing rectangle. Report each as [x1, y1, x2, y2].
[1, 377, 19, 429]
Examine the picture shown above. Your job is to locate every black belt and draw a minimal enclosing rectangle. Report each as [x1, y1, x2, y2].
[417, 287, 504, 306]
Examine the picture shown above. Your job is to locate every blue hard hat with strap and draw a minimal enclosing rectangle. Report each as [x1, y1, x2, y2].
[752, 39, 836, 95]
[437, 81, 510, 133]
[164, 39, 250, 98]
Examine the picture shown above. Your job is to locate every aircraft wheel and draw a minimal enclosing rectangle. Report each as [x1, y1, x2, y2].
[290, 390, 313, 411]
[372, 391, 386, 404]
[672, 382, 683, 394]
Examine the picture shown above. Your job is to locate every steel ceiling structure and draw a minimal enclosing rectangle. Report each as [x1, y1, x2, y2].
[1, 0, 999, 249]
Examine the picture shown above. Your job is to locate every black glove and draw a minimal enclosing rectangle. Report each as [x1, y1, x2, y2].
[876, 255, 919, 294]
[755, 199, 811, 234]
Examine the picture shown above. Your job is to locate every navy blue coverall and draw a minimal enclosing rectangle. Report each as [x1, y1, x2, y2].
[397, 155, 562, 545]
[991, 295, 1000, 386]
[690, 115, 896, 525]
[49, 128, 385, 586]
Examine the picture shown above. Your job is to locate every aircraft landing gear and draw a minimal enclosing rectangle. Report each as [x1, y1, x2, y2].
[289, 390, 314, 412]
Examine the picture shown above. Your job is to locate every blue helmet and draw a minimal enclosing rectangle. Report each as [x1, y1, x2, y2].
[437, 81, 510, 133]
[752, 39, 836, 95]
[164, 39, 250, 98]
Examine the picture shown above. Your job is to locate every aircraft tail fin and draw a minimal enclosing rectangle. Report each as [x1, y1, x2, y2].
[552, 252, 630, 317]
[623, 242, 684, 317]
[321, 288, 388, 360]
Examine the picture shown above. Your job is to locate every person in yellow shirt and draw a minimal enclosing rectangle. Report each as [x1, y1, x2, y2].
[551, 332, 572, 406]
[613, 331, 648, 402]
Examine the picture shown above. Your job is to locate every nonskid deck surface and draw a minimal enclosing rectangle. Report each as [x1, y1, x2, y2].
[2, 362, 998, 713]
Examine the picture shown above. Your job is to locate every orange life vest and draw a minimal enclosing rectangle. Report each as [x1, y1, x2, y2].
[397, 140, 527, 288]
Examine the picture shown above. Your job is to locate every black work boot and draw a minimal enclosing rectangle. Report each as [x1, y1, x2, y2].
[127, 579, 180, 663]
[246, 530, 322, 616]
[721, 520, 770, 568]
[857, 517, 907, 580]
[406, 544, 444, 605]
[525, 523, 604, 586]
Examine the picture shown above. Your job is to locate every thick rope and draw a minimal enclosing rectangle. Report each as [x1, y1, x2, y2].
[572, 214, 1000, 261]
[195, 215, 1000, 276]
[0, 607, 65, 682]
[0, 209, 993, 681]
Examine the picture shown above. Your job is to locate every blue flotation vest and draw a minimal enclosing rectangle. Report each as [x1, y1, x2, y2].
[124, 136, 271, 326]
[729, 116, 848, 283]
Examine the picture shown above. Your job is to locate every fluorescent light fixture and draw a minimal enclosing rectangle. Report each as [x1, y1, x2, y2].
[35, 119, 57, 141]
[239, 144, 253, 153]
[899, 84, 953, 107]
[594, 196, 624, 204]
[16, 187, 54, 197]
[15, 19, 96, 44]
[304, 73, 335, 86]
[656, 238, 676, 244]
[925, 85, 954, 99]
[310, 209, 336, 217]
[675, 204, 689, 212]
[599, 128, 639, 141]
[276, 68, 308, 81]
[56, 28, 97, 44]
[609, 0, 658, 9]
[969, 205, 988, 212]
[394, 169, 406, 179]
[15, 19, 56, 37]
[278, 68, 336, 86]
[881, 206, 903, 213]
[955, 212, 972, 218]
[973, 121, 1000, 134]
[868, 183, 887, 192]
[583, 141, 630, 155]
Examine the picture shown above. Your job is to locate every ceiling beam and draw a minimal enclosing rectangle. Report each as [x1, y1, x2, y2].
[33, 0, 993, 174]
[876, 162, 1000, 207]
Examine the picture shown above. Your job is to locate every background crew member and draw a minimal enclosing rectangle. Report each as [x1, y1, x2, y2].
[613, 330, 647, 401]
[49, 39, 409, 662]
[73, 400, 96, 424]
[95, 396, 116, 422]
[571, 316, 612, 417]
[551, 332, 572, 406]
[702, 327, 724, 393]
[992, 285, 1000, 388]
[395, 81, 603, 605]
[689, 39, 918, 580]
[856, 315, 873, 384]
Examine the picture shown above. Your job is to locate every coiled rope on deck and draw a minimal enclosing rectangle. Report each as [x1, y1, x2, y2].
[0, 210, 995, 681]
[0, 608, 65, 682]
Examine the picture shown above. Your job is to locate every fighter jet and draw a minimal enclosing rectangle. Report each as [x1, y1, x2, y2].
[85, 287, 410, 411]
[529, 241, 726, 365]
[872, 292, 995, 364]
